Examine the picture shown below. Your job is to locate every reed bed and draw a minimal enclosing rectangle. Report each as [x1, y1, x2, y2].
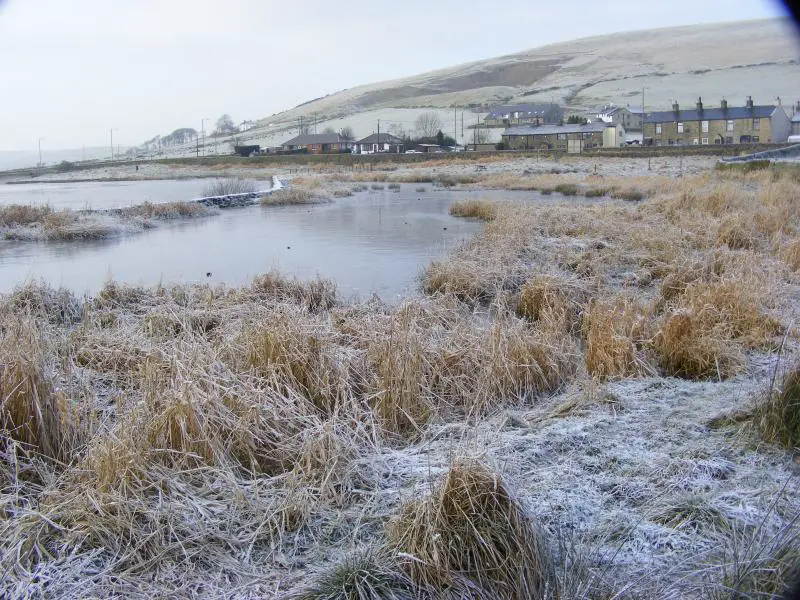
[1, 166, 799, 598]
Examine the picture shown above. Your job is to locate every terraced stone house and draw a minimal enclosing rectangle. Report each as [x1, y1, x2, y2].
[502, 122, 625, 153]
[643, 97, 791, 146]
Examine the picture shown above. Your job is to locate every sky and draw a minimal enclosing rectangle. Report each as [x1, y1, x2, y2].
[0, 0, 792, 151]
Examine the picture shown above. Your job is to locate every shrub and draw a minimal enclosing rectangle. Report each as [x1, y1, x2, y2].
[202, 177, 256, 197]
[778, 238, 800, 271]
[449, 199, 497, 221]
[415, 186, 427, 193]
[388, 460, 557, 599]
[387, 183, 401, 191]
[584, 187, 609, 198]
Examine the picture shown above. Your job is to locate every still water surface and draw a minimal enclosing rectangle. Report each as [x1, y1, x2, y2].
[2, 180, 551, 299]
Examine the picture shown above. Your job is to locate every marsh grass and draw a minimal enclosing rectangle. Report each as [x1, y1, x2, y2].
[0, 204, 51, 226]
[389, 460, 557, 599]
[261, 188, 326, 205]
[753, 364, 800, 450]
[121, 200, 211, 219]
[449, 199, 497, 221]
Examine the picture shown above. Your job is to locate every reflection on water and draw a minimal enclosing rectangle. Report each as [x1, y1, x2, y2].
[0, 183, 575, 300]
[0, 178, 249, 210]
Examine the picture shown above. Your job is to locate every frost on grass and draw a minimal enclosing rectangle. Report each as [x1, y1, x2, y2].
[1, 165, 800, 598]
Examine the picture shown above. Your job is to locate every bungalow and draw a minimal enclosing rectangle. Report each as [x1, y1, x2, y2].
[502, 122, 625, 153]
[281, 133, 353, 154]
[484, 103, 563, 127]
[791, 100, 800, 137]
[353, 133, 404, 154]
[643, 97, 791, 146]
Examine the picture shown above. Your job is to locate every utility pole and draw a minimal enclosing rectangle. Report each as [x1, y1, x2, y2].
[454, 105, 457, 148]
[377, 119, 380, 153]
[461, 111, 464, 141]
[37, 137, 44, 167]
[110, 129, 117, 162]
[201, 118, 209, 157]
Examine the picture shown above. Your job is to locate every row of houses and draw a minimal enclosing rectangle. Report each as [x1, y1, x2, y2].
[278, 132, 445, 154]
[497, 97, 798, 152]
[270, 97, 798, 156]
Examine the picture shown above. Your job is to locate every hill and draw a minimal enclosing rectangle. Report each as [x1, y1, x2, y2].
[150, 18, 800, 155]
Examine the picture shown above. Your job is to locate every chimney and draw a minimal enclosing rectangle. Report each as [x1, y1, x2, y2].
[672, 101, 679, 115]
[696, 97, 703, 112]
[795, 100, 800, 115]
[721, 98, 728, 111]
[746, 96, 754, 110]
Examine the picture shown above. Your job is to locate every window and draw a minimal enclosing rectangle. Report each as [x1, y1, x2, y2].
[582, 132, 593, 139]
[655, 123, 662, 134]
[668, 139, 675, 145]
[752, 136, 759, 143]
[725, 136, 733, 144]
[702, 120, 709, 133]
[714, 138, 722, 145]
[677, 122, 684, 133]
[726, 120, 734, 132]
[557, 133, 567, 140]
[753, 118, 760, 130]
[702, 138, 709, 145]
[692, 138, 699, 145]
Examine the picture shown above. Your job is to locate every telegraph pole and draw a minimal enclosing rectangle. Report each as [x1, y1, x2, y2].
[377, 119, 380, 153]
[454, 105, 457, 148]
[37, 137, 44, 167]
[201, 118, 209, 157]
[110, 129, 118, 162]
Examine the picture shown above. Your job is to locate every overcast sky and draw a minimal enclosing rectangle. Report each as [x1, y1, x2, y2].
[0, 0, 791, 151]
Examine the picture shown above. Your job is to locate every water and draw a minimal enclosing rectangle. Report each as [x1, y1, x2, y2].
[0, 181, 569, 300]
[0, 178, 256, 211]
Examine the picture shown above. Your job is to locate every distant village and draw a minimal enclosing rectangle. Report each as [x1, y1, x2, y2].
[131, 97, 800, 162]
[233, 96, 800, 157]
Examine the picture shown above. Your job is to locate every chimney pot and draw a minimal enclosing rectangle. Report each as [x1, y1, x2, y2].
[746, 96, 754, 110]
[721, 99, 728, 111]
[696, 97, 703, 112]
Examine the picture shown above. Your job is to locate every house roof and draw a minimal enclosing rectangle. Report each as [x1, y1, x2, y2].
[791, 113, 800, 123]
[282, 133, 344, 146]
[487, 103, 561, 119]
[503, 123, 615, 136]
[644, 105, 776, 123]
[357, 133, 404, 144]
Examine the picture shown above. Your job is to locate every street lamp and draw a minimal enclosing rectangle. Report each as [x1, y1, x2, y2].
[38, 137, 45, 167]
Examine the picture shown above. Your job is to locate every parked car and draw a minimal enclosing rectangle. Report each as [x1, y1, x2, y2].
[405, 149, 421, 154]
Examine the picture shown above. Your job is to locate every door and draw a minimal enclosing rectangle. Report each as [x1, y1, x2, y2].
[567, 139, 582, 154]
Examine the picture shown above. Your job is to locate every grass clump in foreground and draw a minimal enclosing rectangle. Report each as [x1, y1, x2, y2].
[753, 364, 800, 450]
[202, 177, 257, 197]
[388, 460, 557, 599]
[121, 200, 211, 220]
[448, 199, 497, 221]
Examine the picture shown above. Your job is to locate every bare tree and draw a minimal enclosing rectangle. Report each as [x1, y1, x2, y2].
[214, 114, 237, 136]
[415, 112, 443, 138]
[340, 126, 355, 141]
[322, 126, 336, 135]
[473, 127, 492, 145]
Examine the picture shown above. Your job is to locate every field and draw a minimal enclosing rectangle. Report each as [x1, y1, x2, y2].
[1, 159, 799, 598]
